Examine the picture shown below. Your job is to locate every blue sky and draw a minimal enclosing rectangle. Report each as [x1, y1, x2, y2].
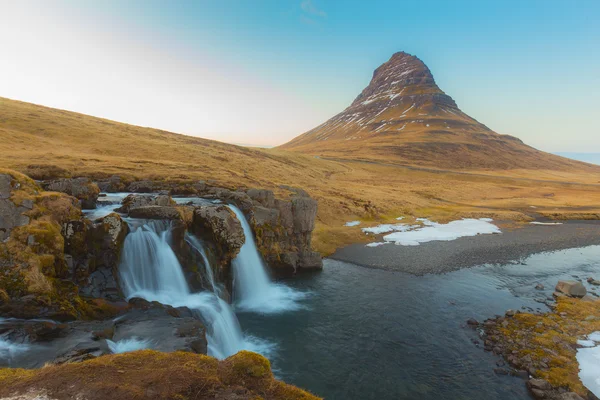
[1, 0, 598, 151]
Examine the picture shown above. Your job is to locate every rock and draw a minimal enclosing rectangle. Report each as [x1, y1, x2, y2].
[127, 180, 155, 193]
[0, 174, 33, 240]
[505, 309, 518, 317]
[129, 206, 181, 220]
[555, 280, 587, 298]
[53, 347, 103, 365]
[557, 393, 585, 400]
[291, 196, 317, 233]
[587, 278, 600, 286]
[96, 175, 126, 193]
[246, 189, 276, 208]
[25, 321, 69, 341]
[44, 178, 100, 209]
[535, 283, 545, 290]
[192, 205, 245, 264]
[116, 194, 174, 214]
[528, 378, 552, 391]
[530, 388, 546, 398]
[493, 368, 509, 375]
[581, 294, 596, 302]
[77, 213, 128, 300]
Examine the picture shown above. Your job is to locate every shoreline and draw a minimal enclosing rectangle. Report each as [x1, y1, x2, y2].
[331, 221, 600, 275]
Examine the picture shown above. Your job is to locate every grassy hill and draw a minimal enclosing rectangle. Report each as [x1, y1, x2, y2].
[2, 96, 600, 254]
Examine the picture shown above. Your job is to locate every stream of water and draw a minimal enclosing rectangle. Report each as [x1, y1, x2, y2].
[238, 246, 600, 400]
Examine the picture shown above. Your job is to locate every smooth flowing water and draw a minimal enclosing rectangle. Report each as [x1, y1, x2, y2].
[238, 245, 600, 400]
[119, 220, 263, 359]
[228, 205, 308, 314]
[185, 233, 223, 296]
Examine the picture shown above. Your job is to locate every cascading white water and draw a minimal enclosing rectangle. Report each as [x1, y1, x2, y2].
[185, 233, 223, 297]
[119, 220, 267, 359]
[228, 205, 309, 314]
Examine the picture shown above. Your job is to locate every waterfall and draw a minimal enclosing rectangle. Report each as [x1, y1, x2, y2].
[119, 220, 266, 359]
[228, 205, 309, 314]
[185, 233, 223, 297]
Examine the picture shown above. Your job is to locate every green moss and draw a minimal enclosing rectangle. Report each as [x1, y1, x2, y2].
[495, 297, 600, 395]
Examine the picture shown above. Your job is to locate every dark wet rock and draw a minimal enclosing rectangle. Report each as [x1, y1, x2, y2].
[505, 309, 518, 317]
[494, 368, 509, 375]
[111, 305, 208, 355]
[555, 280, 587, 298]
[53, 346, 104, 365]
[43, 177, 100, 209]
[75, 213, 128, 300]
[192, 205, 245, 266]
[535, 283, 545, 290]
[129, 205, 181, 220]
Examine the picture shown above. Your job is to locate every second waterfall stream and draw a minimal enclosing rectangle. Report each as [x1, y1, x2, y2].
[228, 205, 309, 314]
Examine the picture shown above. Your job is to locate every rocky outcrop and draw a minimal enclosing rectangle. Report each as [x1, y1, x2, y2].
[43, 178, 100, 209]
[0, 174, 32, 241]
[103, 179, 322, 273]
[245, 188, 322, 273]
[191, 205, 245, 267]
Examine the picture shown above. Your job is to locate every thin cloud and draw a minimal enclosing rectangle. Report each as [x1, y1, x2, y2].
[301, 0, 326, 18]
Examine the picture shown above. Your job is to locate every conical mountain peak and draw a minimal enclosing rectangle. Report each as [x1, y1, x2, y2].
[279, 51, 581, 171]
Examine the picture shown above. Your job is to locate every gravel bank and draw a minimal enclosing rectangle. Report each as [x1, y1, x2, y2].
[331, 221, 600, 275]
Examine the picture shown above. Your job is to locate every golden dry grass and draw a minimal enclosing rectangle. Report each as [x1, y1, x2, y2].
[0, 350, 320, 400]
[2, 96, 600, 254]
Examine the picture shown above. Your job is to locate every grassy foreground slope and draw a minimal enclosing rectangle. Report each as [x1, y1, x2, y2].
[2, 96, 600, 254]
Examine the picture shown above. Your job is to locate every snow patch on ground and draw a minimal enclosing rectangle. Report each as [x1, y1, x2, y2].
[345, 221, 361, 227]
[366, 242, 388, 247]
[363, 218, 499, 247]
[577, 332, 600, 397]
[362, 223, 416, 235]
[383, 219, 500, 246]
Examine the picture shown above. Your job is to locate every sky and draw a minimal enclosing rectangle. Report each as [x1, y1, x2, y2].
[0, 0, 599, 151]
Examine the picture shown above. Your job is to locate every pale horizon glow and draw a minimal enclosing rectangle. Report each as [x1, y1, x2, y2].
[0, 1, 598, 151]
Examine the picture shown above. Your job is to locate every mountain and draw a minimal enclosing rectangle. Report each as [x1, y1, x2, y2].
[280, 52, 594, 171]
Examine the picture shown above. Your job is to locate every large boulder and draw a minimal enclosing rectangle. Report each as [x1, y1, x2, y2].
[555, 280, 587, 298]
[192, 205, 245, 265]
[43, 178, 100, 209]
[116, 194, 174, 214]
[129, 206, 181, 220]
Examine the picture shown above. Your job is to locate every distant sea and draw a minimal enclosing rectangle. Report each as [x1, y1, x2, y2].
[555, 152, 600, 166]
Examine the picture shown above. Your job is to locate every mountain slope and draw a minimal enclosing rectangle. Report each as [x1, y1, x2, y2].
[280, 52, 595, 172]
